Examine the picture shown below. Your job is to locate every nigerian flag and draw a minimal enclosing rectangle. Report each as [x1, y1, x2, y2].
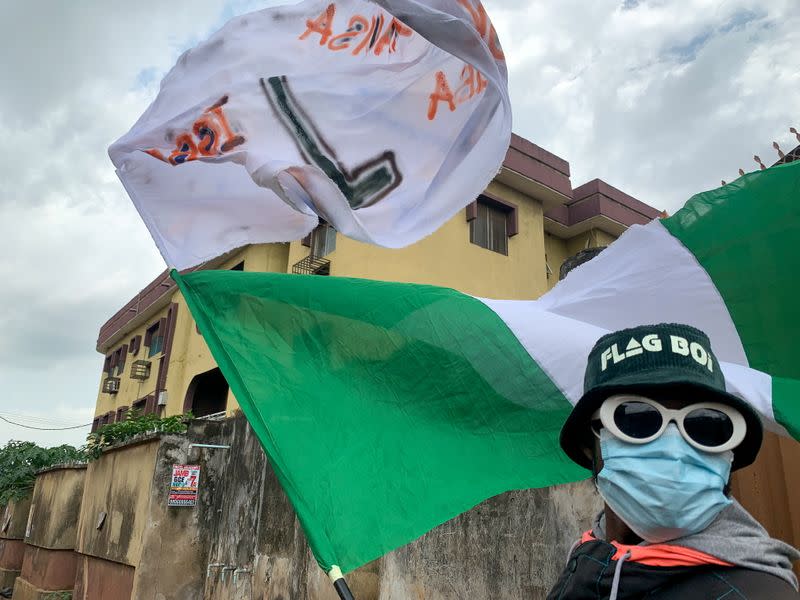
[173, 160, 800, 574]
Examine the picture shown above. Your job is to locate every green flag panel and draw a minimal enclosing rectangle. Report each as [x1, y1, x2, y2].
[174, 270, 584, 572]
[663, 161, 800, 380]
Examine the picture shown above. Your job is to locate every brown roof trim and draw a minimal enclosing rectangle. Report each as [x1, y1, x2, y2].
[509, 133, 570, 177]
[502, 134, 573, 199]
[571, 179, 662, 220]
[96, 248, 243, 351]
[96, 269, 175, 351]
[545, 178, 661, 233]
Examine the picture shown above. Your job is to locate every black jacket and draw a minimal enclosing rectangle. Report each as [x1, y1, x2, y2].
[546, 538, 799, 599]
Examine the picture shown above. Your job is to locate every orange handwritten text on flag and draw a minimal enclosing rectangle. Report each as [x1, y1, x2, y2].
[299, 3, 413, 57]
[427, 65, 488, 121]
[145, 97, 245, 166]
[457, 0, 504, 61]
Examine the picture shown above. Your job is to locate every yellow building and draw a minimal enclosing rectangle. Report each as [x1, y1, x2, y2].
[92, 133, 661, 427]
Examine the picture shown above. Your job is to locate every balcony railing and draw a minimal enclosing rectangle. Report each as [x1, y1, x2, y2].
[292, 254, 331, 276]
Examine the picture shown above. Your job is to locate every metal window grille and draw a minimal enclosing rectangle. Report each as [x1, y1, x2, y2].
[130, 360, 152, 381]
[102, 377, 121, 394]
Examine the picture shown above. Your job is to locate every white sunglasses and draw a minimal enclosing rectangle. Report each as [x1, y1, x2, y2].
[591, 394, 746, 453]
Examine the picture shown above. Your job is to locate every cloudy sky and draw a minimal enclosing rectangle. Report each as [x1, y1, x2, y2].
[1, 0, 797, 448]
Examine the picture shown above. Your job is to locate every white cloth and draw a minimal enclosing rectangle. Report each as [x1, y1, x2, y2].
[109, 0, 511, 269]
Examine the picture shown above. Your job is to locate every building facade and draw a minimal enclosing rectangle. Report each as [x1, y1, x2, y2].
[92, 133, 661, 427]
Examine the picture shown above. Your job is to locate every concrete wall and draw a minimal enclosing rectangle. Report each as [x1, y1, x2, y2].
[25, 466, 86, 551]
[76, 439, 160, 568]
[0, 496, 32, 591]
[190, 413, 601, 600]
[73, 554, 134, 600]
[732, 431, 800, 578]
[15, 547, 78, 599]
[130, 434, 208, 600]
[72, 433, 210, 599]
[13, 465, 86, 598]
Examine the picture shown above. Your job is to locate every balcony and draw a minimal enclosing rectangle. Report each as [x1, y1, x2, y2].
[292, 254, 331, 276]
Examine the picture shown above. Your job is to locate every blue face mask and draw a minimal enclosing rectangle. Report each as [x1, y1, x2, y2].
[597, 424, 733, 543]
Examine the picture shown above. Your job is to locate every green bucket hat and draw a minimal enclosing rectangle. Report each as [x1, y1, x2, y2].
[560, 323, 763, 471]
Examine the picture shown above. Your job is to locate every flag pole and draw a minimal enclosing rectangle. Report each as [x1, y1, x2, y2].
[329, 566, 356, 600]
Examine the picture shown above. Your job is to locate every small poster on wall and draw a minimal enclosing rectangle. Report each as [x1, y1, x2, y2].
[168, 464, 200, 507]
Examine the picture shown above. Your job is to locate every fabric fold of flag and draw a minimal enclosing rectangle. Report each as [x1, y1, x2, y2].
[110, 0, 511, 269]
[174, 270, 585, 573]
[173, 159, 799, 574]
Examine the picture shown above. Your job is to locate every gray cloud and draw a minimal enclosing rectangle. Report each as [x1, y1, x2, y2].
[491, 0, 799, 209]
[2, 0, 798, 447]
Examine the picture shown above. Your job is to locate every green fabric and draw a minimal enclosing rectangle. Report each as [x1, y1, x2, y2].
[662, 161, 800, 433]
[662, 161, 800, 380]
[773, 376, 800, 440]
[173, 270, 584, 573]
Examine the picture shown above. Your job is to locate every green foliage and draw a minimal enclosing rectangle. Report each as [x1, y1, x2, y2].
[0, 441, 84, 504]
[0, 412, 194, 503]
[84, 410, 193, 460]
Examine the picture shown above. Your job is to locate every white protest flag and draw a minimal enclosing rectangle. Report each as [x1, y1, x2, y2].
[110, 0, 511, 269]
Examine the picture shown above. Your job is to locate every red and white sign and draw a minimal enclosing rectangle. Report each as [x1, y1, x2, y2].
[168, 464, 200, 507]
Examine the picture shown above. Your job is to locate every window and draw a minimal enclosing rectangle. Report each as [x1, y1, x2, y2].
[311, 224, 336, 257]
[145, 319, 166, 358]
[469, 197, 516, 255]
[231, 261, 245, 271]
[115, 344, 128, 376]
[130, 335, 142, 356]
[132, 397, 148, 414]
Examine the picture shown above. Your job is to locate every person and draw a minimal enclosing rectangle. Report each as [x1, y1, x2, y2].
[547, 323, 799, 599]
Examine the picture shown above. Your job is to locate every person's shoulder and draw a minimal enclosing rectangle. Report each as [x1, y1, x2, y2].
[647, 567, 799, 599]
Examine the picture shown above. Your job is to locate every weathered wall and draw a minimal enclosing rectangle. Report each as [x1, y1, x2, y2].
[25, 465, 86, 550]
[1, 496, 32, 541]
[13, 465, 86, 597]
[0, 495, 32, 590]
[69, 433, 210, 599]
[73, 553, 134, 600]
[192, 414, 601, 600]
[130, 434, 208, 600]
[376, 482, 598, 599]
[0, 540, 24, 590]
[732, 431, 800, 578]
[18, 546, 78, 592]
[76, 439, 159, 567]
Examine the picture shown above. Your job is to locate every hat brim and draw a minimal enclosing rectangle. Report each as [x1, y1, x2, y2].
[560, 379, 763, 472]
